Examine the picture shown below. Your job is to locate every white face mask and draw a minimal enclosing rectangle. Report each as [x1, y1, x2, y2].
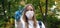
[25, 11, 34, 19]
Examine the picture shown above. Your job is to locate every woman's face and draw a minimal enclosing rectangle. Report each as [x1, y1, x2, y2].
[25, 5, 34, 19]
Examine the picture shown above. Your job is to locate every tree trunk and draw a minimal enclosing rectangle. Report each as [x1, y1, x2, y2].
[39, 0, 48, 28]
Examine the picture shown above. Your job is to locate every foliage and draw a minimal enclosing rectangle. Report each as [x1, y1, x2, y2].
[0, 0, 60, 28]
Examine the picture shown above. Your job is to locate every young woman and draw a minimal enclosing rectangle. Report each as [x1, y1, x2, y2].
[20, 4, 45, 28]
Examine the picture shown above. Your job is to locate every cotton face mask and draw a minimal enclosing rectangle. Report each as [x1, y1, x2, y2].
[25, 11, 34, 19]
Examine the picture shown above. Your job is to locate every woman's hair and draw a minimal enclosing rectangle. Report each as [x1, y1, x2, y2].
[22, 4, 37, 28]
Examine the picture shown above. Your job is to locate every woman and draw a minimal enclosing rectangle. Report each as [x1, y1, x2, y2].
[20, 4, 45, 28]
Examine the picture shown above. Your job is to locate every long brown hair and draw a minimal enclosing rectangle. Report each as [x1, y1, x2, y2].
[22, 4, 37, 28]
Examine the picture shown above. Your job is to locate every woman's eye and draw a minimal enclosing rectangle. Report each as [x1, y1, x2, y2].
[26, 9, 33, 11]
[31, 9, 33, 11]
[26, 10, 28, 11]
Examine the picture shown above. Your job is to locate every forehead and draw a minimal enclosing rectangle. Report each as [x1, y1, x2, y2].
[27, 5, 33, 8]
[25, 5, 34, 11]
[28, 5, 32, 7]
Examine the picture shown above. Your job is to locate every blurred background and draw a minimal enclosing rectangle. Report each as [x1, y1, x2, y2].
[0, 0, 60, 28]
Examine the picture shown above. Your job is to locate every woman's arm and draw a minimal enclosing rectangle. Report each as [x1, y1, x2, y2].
[20, 16, 25, 28]
[15, 20, 23, 28]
